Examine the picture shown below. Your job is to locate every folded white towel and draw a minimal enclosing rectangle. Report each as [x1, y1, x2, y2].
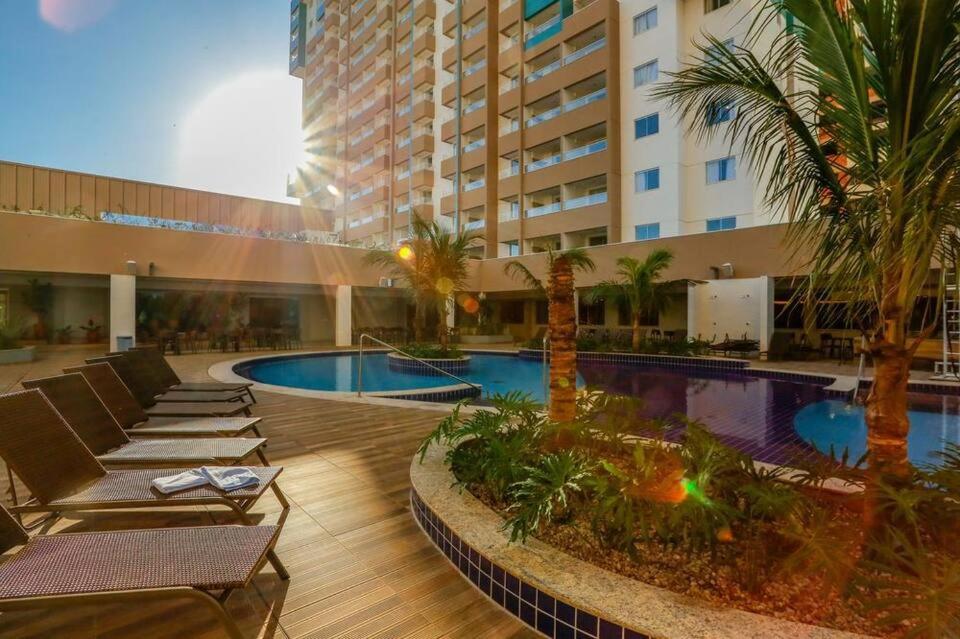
[200, 466, 260, 492]
[150, 469, 208, 495]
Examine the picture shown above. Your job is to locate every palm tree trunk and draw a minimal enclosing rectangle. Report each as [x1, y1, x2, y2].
[549, 257, 577, 422]
[414, 300, 425, 343]
[864, 339, 911, 477]
[437, 305, 449, 350]
[632, 312, 642, 353]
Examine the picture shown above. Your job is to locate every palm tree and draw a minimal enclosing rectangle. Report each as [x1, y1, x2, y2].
[505, 247, 596, 422]
[421, 219, 483, 350]
[364, 215, 481, 348]
[653, 0, 960, 479]
[364, 217, 433, 343]
[585, 250, 675, 352]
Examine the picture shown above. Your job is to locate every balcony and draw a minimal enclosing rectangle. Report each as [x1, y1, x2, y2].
[524, 14, 561, 50]
[526, 37, 605, 86]
[463, 219, 485, 231]
[463, 177, 485, 192]
[525, 87, 606, 128]
[526, 201, 561, 218]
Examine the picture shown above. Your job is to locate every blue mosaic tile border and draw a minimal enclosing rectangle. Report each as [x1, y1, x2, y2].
[749, 369, 835, 387]
[379, 385, 481, 402]
[387, 353, 471, 376]
[517, 349, 748, 372]
[411, 489, 652, 639]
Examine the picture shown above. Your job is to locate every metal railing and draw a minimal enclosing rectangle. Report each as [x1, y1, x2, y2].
[356, 333, 482, 397]
[542, 330, 550, 404]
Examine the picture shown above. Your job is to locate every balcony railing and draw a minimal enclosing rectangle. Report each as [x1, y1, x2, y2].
[563, 191, 607, 210]
[563, 138, 607, 161]
[499, 206, 520, 222]
[525, 201, 561, 218]
[462, 138, 485, 153]
[525, 105, 561, 127]
[525, 15, 561, 41]
[464, 21, 486, 39]
[526, 154, 561, 173]
[463, 99, 486, 115]
[564, 86, 607, 112]
[463, 178, 486, 192]
[500, 119, 520, 135]
[463, 219, 485, 230]
[463, 59, 486, 77]
[500, 164, 520, 178]
[526, 58, 561, 83]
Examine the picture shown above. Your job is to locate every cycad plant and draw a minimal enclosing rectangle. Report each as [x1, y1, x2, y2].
[585, 249, 675, 352]
[653, 0, 960, 479]
[365, 215, 481, 347]
[504, 247, 596, 422]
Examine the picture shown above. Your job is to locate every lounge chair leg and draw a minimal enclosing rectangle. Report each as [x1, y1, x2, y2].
[256, 449, 271, 466]
[252, 425, 263, 438]
[266, 550, 290, 580]
[191, 589, 246, 639]
[246, 388, 257, 404]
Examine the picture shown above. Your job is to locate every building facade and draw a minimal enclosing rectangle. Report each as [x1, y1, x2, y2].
[290, 0, 786, 255]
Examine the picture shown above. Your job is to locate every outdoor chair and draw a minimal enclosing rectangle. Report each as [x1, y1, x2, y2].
[0, 390, 287, 526]
[85, 356, 253, 419]
[20, 374, 270, 468]
[64, 363, 263, 438]
[131, 345, 256, 403]
[0, 504, 287, 639]
[109, 350, 249, 404]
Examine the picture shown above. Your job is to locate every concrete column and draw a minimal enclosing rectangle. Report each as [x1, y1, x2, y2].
[335, 285, 352, 347]
[686, 281, 698, 340]
[109, 274, 136, 351]
[758, 275, 775, 355]
[445, 296, 455, 329]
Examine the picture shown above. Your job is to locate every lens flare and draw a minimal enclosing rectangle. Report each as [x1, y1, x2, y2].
[397, 246, 414, 261]
[462, 297, 480, 314]
[435, 277, 454, 295]
[326, 184, 341, 197]
[716, 526, 734, 543]
[39, 0, 117, 32]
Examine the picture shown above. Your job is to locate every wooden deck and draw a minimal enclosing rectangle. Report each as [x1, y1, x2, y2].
[0, 347, 535, 638]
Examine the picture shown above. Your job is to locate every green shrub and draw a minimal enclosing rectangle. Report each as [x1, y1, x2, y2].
[400, 343, 464, 360]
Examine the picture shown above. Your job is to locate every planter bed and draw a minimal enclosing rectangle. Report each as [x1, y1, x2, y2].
[387, 351, 471, 375]
[411, 444, 870, 639]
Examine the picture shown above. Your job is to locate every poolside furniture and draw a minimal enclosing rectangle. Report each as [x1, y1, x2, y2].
[131, 345, 256, 403]
[761, 331, 794, 360]
[85, 356, 253, 418]
[20, 374, 269, 468]
[0, 390, 286, 525]
[64, 363, 263, 437]
[110, 350, 249, 404]
[0, 504, 287, 639]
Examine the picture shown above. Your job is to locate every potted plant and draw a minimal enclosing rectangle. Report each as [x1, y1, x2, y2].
[83, 318, 102, 344]
[0, 315, 34, 364]
[21, 278, 53, 341]
[54, 325, 73, 344]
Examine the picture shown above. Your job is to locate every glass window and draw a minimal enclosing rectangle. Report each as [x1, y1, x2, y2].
[633, 59, 659, 87]
[705, 0, 731, 12]
[705, 216, 737, 232]
[634, 223, 660, 241]
[634, 167, 660, 192]
[634, 113, 659, 139]
[706, 38, 735, 64]
[578, 298, 605, 325]
[706, 100, 735, 125]
[706, 156, 736, 183]
[535, 300, 549, 324]
[633, 7, 658, 34]
[500, 300, 525, 324]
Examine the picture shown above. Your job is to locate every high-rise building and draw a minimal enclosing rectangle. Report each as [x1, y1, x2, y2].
[290, 0, 781, 256]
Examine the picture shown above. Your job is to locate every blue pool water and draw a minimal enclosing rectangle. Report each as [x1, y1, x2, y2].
[236, 352, 960, 466]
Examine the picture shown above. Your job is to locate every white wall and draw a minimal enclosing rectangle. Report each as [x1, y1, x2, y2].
[688, 276, 773, 348]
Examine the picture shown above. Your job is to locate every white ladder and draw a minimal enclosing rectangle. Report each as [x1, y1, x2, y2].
[934, 269, 960, 380]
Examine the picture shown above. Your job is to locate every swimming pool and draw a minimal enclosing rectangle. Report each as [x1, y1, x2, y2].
[234, 351, 960, 467]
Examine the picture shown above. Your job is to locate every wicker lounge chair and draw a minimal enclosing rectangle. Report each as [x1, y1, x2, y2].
[0, 390, 287, 525]
[115, 348, 251, 404]
[20, 374, 269, 468]
[0, 505, 287, 639]
[132, 345, 256, 403]
[64, 363, 263, 437]
[89, 354, 247, 405]
[84, 357, 253, 418]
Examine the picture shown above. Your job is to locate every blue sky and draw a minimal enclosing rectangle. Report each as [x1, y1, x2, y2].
[0, 1, 303, 202]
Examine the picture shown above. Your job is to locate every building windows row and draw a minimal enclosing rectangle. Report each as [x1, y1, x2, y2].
[634, 222, 660, 241]
[706, 156, 736, 183]
[633, 59, 658, 87]
[633, 113, 659, 139]
[706, 216, 736, 232]
[706, 100, 735, 125]
[632, 6, 657, 35]
[634, 167, 660, 192]
[705, 0, 731, 12]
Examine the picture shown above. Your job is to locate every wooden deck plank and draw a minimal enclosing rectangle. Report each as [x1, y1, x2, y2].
[0, 348, 528, 638]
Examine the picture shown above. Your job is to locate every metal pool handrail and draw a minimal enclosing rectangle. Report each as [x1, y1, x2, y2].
[356, 333, 482, 397]
[542, 330, 549, 404]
